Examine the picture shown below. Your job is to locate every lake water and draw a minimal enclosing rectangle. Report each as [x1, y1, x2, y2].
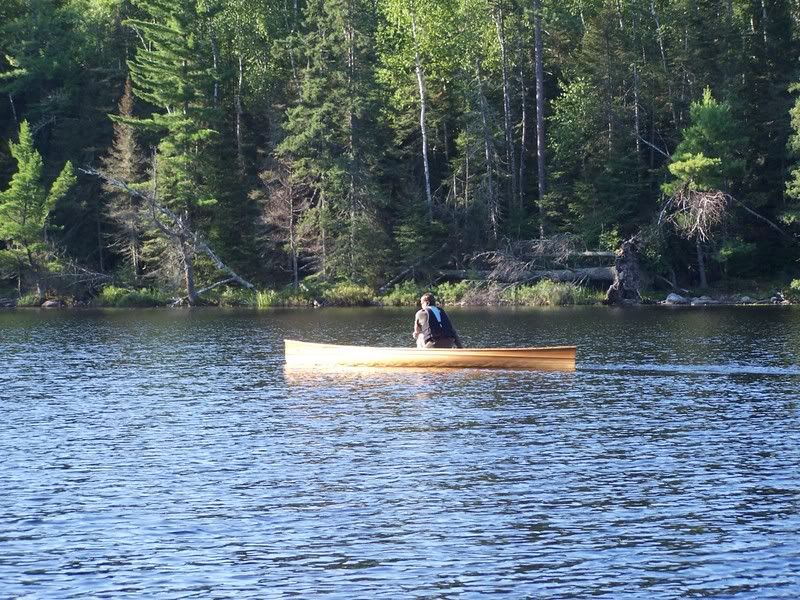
[1, 306, 799, 598]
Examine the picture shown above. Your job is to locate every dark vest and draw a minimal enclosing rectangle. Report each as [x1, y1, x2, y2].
[422, 307, 457, 343]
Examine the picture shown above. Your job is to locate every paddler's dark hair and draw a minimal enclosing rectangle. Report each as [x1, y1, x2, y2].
[421, 292, 435, 305]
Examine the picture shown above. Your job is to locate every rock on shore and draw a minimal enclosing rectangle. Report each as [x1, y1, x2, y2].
[662, 292, 791, 306]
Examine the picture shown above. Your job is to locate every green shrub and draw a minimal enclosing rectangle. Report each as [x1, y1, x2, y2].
[786, 279, 800, 302]
[714, 239, 758, 276]
[94, 285, 167, 307]
[17, 293, 40, 307]
[380, 281, 423, 306]
[321, 281, 375, 306]
[255, 290, 279, 308]
[215, 287, 257, 307]
[501, 280, 601, 306]
[434, 280, 473, 305]
[599, 227, 622, 252]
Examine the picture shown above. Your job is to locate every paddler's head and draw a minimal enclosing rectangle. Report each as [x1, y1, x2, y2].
[420, 292, 435, 308]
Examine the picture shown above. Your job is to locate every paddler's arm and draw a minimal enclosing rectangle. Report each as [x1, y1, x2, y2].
[412, 309, 423, 340]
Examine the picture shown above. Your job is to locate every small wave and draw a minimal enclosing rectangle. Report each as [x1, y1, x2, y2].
[580, 363, 800, 378]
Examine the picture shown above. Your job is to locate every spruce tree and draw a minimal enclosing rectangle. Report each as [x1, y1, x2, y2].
[278, 0, 389, 284]
[101, 77, 147, 282]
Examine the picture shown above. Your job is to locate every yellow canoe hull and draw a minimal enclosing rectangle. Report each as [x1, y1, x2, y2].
[284, 339, 576, 371]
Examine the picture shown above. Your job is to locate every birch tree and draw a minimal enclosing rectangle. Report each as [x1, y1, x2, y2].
[379, 0, 458, 219]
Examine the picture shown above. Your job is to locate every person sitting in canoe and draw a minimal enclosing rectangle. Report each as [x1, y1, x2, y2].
[413, 292, 464, 349]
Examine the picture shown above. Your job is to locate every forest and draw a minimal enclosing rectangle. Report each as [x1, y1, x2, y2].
[2, 0, 800, 306]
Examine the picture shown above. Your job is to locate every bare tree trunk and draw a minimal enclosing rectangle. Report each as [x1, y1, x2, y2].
[180, 238, 199, 305]
[494, 5, 518, 208]
[209, 23, 220, 107]
[476, 59, 498, 240]
[630, 9, 642, 163]
[411, 9, 433, 218]
[235, 55, 245, 173]
[615, 0, 625, 31]
[25, 247, 42, 301]
[97, 218, 105, 272]
[650, 0, 678, 127]
[9, 94, 18, 127]
[465, 142, 470, 207]
[696, 237, 707, 289]
[290, 194, 299, 290]
[533, 0, 546, 239]
[131, 243, 140, 281]
[633, 64, 641, 160]
[605, 238, 643, 305]
[518, 61, 528, 208]
[284, 0, 300, 87]
[444, 119, 457, 205]
[346, 3, 357, 277]
[760, 0, 768, 46]
[320, 193, 328, 277]
[129, 193, 141, 282]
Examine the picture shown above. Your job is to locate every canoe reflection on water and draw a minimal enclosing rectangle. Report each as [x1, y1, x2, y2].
[281, 364, 576, 392]
[284, 339, 577, 371]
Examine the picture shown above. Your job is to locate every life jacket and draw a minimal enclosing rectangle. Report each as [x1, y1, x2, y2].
[422, 306, 457, 343]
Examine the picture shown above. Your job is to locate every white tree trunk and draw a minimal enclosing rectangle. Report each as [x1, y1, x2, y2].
[518, 61, 528, 208]
[411, 10, 433, 218]
[494, 5, 518, 207]
[476, 59, 498, 240]
[236, 55, 245, 173]
[533, 0, 546, 239]
[650, 0, 678, 127]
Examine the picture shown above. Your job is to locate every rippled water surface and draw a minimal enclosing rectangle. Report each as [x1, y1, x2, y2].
[2, 306, 800, 598]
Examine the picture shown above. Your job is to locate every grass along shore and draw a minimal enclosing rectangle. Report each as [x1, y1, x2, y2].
[4, 278, 799, 309]
[5, 280, 604, 308]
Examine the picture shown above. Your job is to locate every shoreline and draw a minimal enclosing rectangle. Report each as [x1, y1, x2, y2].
[2, 297, 795, 310]
[2, 280, 796, 310]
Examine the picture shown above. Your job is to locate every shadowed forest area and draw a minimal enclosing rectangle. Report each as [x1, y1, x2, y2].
[1, 0, 800, 306]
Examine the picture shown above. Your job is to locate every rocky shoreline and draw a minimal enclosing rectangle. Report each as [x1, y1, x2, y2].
[1, 293, 796, 309]
[661, 292, 791, 306]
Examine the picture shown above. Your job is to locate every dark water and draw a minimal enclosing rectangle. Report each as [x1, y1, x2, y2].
[1, 306, 799, 598]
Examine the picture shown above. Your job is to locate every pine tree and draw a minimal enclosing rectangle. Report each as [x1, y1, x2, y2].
[124, 0, 221, 302]
[662, 88, 746, 287]
[0, 121, 75, 298]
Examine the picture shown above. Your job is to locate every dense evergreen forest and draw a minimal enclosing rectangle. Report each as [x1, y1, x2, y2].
[2, 0, 800, 305]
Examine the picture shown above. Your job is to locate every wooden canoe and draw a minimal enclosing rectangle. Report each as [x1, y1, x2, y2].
[284, 339, 576, 371]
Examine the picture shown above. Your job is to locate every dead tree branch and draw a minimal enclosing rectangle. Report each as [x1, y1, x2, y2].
[660, 185, 796, 243]
[660, 186, 728, 242]
[79, 167, 255, 294]
[471, 234, 608, 283]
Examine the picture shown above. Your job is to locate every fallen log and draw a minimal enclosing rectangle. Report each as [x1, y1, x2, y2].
[437, 267, 616, 284]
